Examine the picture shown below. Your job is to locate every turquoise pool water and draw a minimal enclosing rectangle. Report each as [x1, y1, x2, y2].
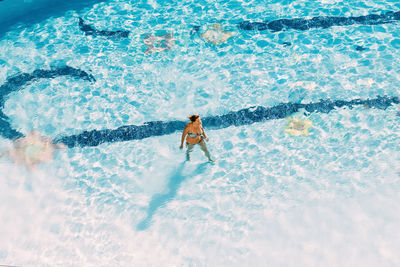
[1, 0, 400, 266]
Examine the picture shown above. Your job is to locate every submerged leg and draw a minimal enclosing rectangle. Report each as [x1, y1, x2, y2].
[199, 140, 214, 162]
[186, 143, 195, 161]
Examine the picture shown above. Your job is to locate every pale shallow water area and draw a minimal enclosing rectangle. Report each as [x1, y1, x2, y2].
[1, 0, 400, 266]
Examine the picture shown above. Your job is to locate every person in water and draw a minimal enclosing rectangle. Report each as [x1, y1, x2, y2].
[180, 115, 214, 162]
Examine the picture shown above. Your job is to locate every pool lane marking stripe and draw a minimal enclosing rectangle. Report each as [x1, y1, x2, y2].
[0, 68, 398, 147]
[0, 66, 95, 140]
[238, 11, 400, 32]
[78, 11, 400, 38]
[55, 96, 399, 148]
[79, 18, 130, 38]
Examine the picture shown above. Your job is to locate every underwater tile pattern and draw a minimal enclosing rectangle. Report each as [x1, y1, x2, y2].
[237, 11, 400, 32]
[1, 0, 400, 266]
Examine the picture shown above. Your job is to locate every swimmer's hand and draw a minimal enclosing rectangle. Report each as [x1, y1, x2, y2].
[179, 145, 183, 150]
[205, 137, 209, 142]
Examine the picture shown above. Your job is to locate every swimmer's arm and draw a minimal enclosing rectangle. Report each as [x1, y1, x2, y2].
[180, 125, 189, 149]
[201, 127, 209, 141]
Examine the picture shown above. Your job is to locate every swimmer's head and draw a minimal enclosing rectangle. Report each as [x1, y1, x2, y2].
[189, 115, 200, 122]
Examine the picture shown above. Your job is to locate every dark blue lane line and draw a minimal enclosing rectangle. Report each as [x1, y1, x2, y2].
[82, 10, 400, 40]
[0, 66, 95, 140]
[55, 95, 399, 148]
[55, 119, 187, 147]
[237, 11, 400, 32]
[0, 68, 398, 147]
[355, 45, 367, 51]
[78, 18, 130, 38]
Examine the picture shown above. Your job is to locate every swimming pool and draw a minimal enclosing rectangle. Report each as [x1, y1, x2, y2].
[1, 0, 400, 265]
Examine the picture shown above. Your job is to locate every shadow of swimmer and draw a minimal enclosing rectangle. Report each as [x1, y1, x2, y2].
[136, 162, 209, 231]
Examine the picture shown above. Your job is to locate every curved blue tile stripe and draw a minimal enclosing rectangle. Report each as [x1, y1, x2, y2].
[0, 66, 95, 139]
[79, 10, 400, 40]
[79, 18, 130, 38]
[0, 69, 398, 147]
[55, 119, 188, 147]
[238, 11, 400, 32]
[55, 95, 399, 148]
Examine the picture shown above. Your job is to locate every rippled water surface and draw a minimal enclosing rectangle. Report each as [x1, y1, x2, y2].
[1, 0, 400, 266]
